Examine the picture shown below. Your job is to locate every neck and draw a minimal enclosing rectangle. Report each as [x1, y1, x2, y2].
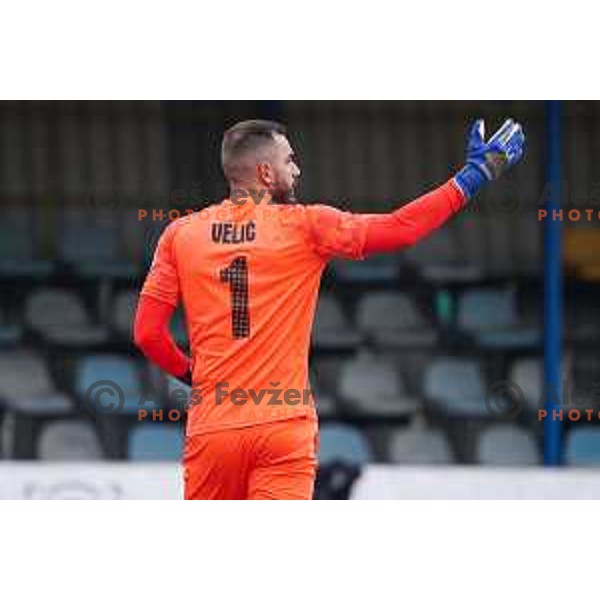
[228, 181, 273, 206]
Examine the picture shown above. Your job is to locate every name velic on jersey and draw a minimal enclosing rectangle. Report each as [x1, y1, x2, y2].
[211, 221, 256, 244]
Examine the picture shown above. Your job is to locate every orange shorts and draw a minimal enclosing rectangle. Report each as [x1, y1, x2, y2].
[183, 417, 318, 500]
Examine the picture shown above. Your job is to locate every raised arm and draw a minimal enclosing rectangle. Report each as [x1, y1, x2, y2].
[306, 118, 526, 259]
[366, 118, 525, 254]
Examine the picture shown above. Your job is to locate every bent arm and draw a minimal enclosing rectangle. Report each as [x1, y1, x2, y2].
[133, 294, 192, 384]
[363, 179, 467, 255]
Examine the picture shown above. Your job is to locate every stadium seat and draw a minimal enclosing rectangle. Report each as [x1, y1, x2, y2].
[509, 357, 578, 413]
[25, 288, 109, 347]
[572, 353, 600, 409]
[0, 349, 73, 415]
[60, 218, 139, 279]
[75, 354, 160, 416]
[0, 211, 53, 278]
[128, 423, 183, 461]
[0, 305, 22, 347]
[476, 425, 540, 466]
[457, 287, 540, 349]
[565, 427, 600, 466]
[330, 254, 399, 284]
[387, 426, 454, 465]
[338, 351, 417, 417]
[110, 289, 138, 338]
[318, 423, 373, 466]
[509, 358, 543, 413]
[403, 227, 484, 284]
[314, 392, 337, 418]
[312, 295, 361, 350]
[37, 420, 104, 460]
[423, 357, 490, 418]
[355, 291, 437, 348]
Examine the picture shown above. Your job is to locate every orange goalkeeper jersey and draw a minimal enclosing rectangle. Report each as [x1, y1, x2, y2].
[141, 197, 369, 436]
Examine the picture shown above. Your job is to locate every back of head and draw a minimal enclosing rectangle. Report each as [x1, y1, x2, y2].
[221, 119, 286, 183]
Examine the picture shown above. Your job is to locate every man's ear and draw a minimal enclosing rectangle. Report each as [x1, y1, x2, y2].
[256, 162, 273, 186]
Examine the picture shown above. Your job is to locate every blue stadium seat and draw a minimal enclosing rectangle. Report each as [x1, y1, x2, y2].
[423, 357, 490, 418]
[318, 423, 373, 466]
[0, 305, 22, 347]
[0, 212, 53, 277]
[128, 423, 183, 461]
[75, 355, 159, 415]
[60, 220, 139, 279]
[457, 287, 540, 349]
[565, 428, 600, 466]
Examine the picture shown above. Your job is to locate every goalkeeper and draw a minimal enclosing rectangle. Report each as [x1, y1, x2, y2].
[134, 117, 525, 500]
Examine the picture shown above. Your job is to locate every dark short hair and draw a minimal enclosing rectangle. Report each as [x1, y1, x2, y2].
[221, 119, 287, 181]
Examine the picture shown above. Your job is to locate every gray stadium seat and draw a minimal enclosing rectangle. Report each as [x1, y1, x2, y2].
[423, 357, 490, 418]
[387, 426, 454, 465]
[338, 350, 417, 417]
[509, 358, 542, 413]
[0, 349, 73, 415]
[509, 357, 576, 413]
[25, 288, 109, 346]
[355, 291, 437, 347]
[314, 392, 337, 418]
[37, 420, 104, 461]
[312, 295, 361, 349]
[476, 425, 540, 466]
[403, 227, 484, 283]
[111, 289, 138, 337]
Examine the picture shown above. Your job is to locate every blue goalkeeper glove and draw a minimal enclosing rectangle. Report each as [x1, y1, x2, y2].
[453, 118, 525, 200]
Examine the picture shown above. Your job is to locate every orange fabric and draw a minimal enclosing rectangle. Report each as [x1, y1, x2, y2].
[133, 294, 191, 378]
[183, 417, 318, 500]
[141, 198, 368, 435]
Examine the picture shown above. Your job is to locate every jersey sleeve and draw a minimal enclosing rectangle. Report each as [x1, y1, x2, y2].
[140, 222, 181, 307]
[304, 204, 369, 261]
